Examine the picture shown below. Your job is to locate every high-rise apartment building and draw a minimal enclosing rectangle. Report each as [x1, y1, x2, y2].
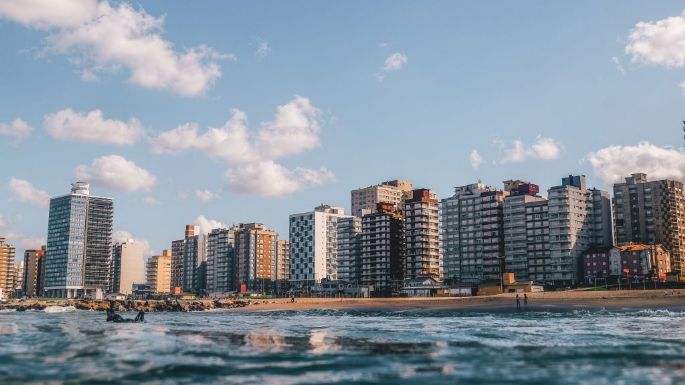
[206, 228, 235, 294]
[111, 240, 145, 294]
[183, 225, 207, 294]
[613, 173, 685, 276]
[44, 182, 113, 298]
[12, 261, 24, 294]
[547, 175, 612, 285]
[361, 202, 404, 295]
[170, 238, 185, 291]
[0, 238, 15, 297]
[276, 239, 290, 281]
[351, 180, 413, 217]
[405, 189, 442, 281]
[23, 247, 45, 297]
[289, 205, 350, 287]
[234, 223, 278, 293]
[525, 199, 550, 283]
[337, 216, 362, 283]
[441, 182, 506, 284]
[146, 249, 172, 294]
[503, 181, 547, 282]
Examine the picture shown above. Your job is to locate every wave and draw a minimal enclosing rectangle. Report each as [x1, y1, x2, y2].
[43, 306, 77, 313]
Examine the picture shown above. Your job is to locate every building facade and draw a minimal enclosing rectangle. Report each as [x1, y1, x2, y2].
[234, 223, 278, 293]
[0, 238, 15, 297]
[146, 249, 172, 294]
[582, 244, 671, 281]
[613, 173, 685, 277]
[23, 247, 45, 297]
[170, 238, 185, 292]
[289, 205, 349, 288]
[547, 175, 613, 285]
[183, 225, 207, 294]
[361, 202, 404, 295]
[405, 189, 442, 281]
[276, 239, 290, 281]
[503, 181, 547, 282]
[43, 182, 113, 298]
[206, 228, 235, 294]
[441, 182, 506, 284]
[337, 216, 362, 283]
[111, 240, 145, 295]
[351, 180, 413, 217]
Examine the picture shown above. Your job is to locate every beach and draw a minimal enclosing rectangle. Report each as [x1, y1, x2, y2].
[238, 290, 685, 313]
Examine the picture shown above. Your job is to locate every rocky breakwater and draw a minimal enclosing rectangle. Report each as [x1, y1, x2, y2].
[2, 298, 255, 312]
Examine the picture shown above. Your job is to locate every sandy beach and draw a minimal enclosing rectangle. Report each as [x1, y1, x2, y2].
[236, 290, 685, 313]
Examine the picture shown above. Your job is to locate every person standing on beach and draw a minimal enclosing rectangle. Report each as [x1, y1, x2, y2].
[516, 294, 521, 310]
[524, 294, 528, 309]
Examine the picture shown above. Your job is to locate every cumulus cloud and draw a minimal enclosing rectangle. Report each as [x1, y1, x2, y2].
[382, 52, 408, 72]
[0, 118, 33, 142]
[225, 161, 335, 197]
[0, 0, 225, 96]
[195, 189, 218, 202]
[255, 38, 271, 58]
[469, 149, 484, 169]
[194, 215, 227, 235]
[495, 136, 563, 164]
[151, 96, 333, 197]
[112, 230, 153, 256]
[44, 109, 145, 145]
[74, 155, 156, 192]
[585, 141, 685, 184]
[8, 177, 50, 208]
[626, 12, 685, 68]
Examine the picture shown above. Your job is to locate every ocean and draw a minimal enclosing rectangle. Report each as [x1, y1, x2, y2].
[1, 307, 684, 384]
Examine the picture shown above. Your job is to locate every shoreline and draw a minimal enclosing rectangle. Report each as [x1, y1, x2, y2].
[3, 290, 684, 314]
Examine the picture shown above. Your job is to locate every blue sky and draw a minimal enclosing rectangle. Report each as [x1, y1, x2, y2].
[1, 1, 685, 257]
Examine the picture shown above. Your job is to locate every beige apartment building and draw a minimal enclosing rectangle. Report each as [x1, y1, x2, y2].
[351, 180, 413, 217]
[146, 249, 172, 294]
[234, 223, 278, 292]
[0, 238, 16, 298]
[405, 189, 442, 281]
[276, 239, 290, 281]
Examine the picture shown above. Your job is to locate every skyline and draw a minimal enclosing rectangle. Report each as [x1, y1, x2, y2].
[2, 1, 685, 258]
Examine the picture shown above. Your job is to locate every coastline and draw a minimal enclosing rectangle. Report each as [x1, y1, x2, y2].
[4, 290, 683, 314]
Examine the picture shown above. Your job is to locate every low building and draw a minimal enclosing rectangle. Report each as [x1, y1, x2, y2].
[582, 244, 671, 282]
[400, 276, 448, 297]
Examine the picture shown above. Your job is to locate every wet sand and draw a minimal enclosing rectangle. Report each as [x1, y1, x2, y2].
[237, 290, 685, 313]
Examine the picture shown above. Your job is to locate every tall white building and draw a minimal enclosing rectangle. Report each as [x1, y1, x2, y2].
[289, 205, 350, 288]
[351, 180, 413, 217]
[337, 216, 362, 283]
[547, 175, 612, 285]
[405, 189, 442, 281]
[44, 182, 113, 298]
[111, 240, 145, 295]
[206, 228, 235, 294]
[441, 182, 506, 284]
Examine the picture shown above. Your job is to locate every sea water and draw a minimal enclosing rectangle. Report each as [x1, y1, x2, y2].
[1, 308, 684, 384]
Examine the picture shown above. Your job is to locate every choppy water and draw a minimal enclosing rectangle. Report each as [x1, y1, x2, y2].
[1, 307, 684, 384]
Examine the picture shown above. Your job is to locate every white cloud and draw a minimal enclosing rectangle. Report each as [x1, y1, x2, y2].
[0, 0, 225, 96]
[225, 161, 335, 197]
[382, 52, 408, 72]
[19, 236, 45, 250]
[626, 12, 685, 68]
[0, 213, 6, 228]
[194, 215, 227, 235]
[495, 136, 563, 164]
[150, 96, 331, 197]
[112, 230, 153, 256]
[585, 141, 685, 184]
[611, 56, 626, 75]
[469, 149, 484, 169]
[74, 155, 156, 192]
[0, 118, 33, 142]
[8, 177, 50, 208]
[195, 189, 218, 202]
[255, 38, 271, 58]
[44, 108, 145, 145]
[143, 196, 160, 205]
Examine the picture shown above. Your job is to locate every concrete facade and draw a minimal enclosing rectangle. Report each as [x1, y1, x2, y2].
[111, 240, 145, 295]
[405, 189, 442, 281]
[146, 249, 171, 294]
[23, 248, 45, 297]
[351, 180, 413, 217]
[361, 202, 404, 295]
[206, 228, 235, 294]
[234, 223, 277, 292]
[336, 216, 362, 283]
[0, 238, 15, 297]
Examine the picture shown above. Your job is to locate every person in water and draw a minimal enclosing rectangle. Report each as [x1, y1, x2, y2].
[515, 294, 521, 310]
[106, 302, 145, 323]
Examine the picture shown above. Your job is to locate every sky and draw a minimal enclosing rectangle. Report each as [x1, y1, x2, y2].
[2, 0, 685, 259]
